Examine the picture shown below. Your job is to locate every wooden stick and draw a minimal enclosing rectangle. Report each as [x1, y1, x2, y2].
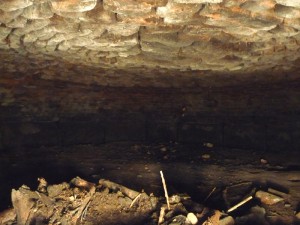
[81, 200, 91, 222]
[160, 170, 170, 210]
[99, 179, 140, 200]
[227, 196, 253, 213]
[204, 187, 216, 203]
[71, 177, 95, 191]
[158, 206, 166, 224]
[71, 186, 96, 224]
[129, 193, 142, 208]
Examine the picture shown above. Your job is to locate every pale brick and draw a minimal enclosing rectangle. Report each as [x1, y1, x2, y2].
[0, 9, 23, 24]
[51, 0, 97, 13]
[22, 2, 53, 19]
[0, 0, 33, 12]
[174, 0, 223, 3]
[275, 0, 300, 8]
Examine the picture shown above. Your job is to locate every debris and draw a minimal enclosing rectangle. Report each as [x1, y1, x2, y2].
[202, 210, 221, 225]
[267, 188, 290, 202]
[170, 215, 187, 225]
[130, 193, 142, 208]
[1, 171, 299, 225]
[99, 179, 140, 199]
[0, 209, 16, 225]
[235, 206, 267, 225]
[204, 187, 216, 203]
[201, 154, 211, 160]
[219, 216, 235, 225]
[169, 195, 181, 204]
[296, 211, 300, 219]
[227, 196, 253, 213]
[11, 186, 54, 225]
[223, 182, 253, 208]
[47, 182, 70, 198]
[158, 206, 166, 224]
[37, 177, 48, 194]
[165, 203, 188, 221]
[71, 185, 96, 224]
[186, 212, 198, 225]
[71, 176, 95, 191]
[11, 188, 36, 225]
[161, 147, 168, 152]
[203, 143, 214, 148]
[160, 170, 170, 210]
[260, 158, 268, 164]
[255, 190, 284, 205]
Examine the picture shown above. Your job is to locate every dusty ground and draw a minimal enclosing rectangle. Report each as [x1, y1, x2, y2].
[0, 143, 299, 224]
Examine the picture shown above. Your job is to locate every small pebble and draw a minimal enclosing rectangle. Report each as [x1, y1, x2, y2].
[170, 215, 186, 225]
[169, 195, 181, 204]
[260, 158, 268, 164]
[203, 143, 214, 148]
[160, 147, 167, 152]
[186, 213, 198, 225]
[220, 216, 235, 225]
[255, 190, 284, 205]
[202, 154, 211, 160]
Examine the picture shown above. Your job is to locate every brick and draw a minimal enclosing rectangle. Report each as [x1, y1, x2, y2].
[51, 0, 97, 13]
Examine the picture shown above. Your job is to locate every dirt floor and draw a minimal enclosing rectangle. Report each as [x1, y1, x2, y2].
[0, 142, 299, 224]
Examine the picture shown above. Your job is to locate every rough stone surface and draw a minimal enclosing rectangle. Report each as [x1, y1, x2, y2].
[0, 0, 33, 12]
[51, 0, 97, 12]
[275, 0, 300, 8]
[0, 0, 299, 75]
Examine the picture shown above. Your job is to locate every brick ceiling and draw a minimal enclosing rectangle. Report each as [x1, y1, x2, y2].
[1, 0, 300, 87]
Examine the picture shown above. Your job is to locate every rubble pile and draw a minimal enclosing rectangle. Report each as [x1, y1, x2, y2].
[0, 175, 299, 225]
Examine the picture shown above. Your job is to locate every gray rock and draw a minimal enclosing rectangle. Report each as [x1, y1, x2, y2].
[255, 190, 284, 205]
[169, 215, 187, 225]
[220, 216, 235, 225]
[47, 182, 70, 198]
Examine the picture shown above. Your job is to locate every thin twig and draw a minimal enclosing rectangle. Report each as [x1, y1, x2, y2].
[227, 196, 253, 213]
[81, 200, 91, 222]
[71, 186, 96, 224]
[158, 206, 166, 224]
[160, 170, 170, 210]
[130, 193, 142, 208]
[99, 179, 140, 199]
[204, 187, 216, 203]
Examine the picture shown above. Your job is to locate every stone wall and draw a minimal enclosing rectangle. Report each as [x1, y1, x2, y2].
[1, 80, 300, 151]
[1, 113, 300, 151]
